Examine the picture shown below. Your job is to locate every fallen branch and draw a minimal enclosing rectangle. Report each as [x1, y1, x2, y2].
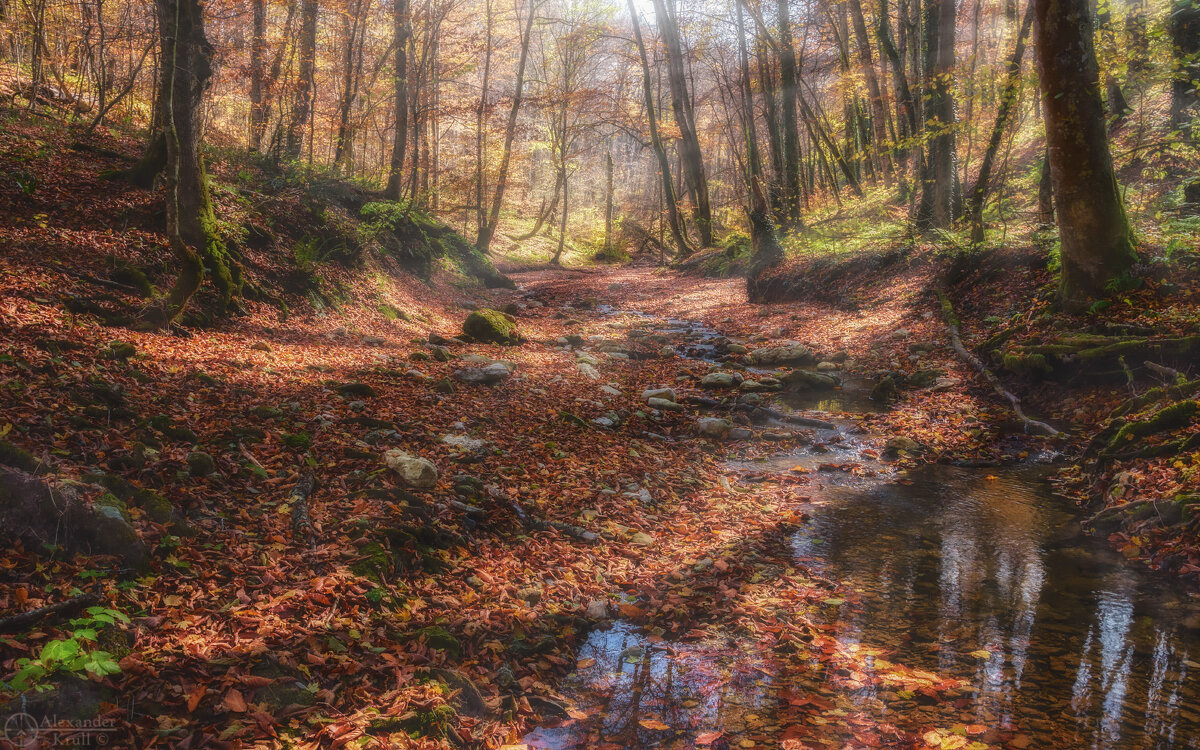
[487, 485, 597, 543]
[0, 593, 101, 634]
[937, 288, 1059, 437]
[290, 473, 317, 548]
[1145, 361, 1185, 385]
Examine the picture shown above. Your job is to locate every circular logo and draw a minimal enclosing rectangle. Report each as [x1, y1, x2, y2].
[3, 712, 38, 743]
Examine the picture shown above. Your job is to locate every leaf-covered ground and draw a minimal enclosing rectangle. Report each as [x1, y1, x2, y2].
[2, 112, 1198, 749]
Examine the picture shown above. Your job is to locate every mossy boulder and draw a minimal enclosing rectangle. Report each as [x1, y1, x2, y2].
[0, 440, 43, 473]
[462, 309, 521, 345]
[186, 451, 216, 476]
[416, 626, 462, 657]
[131, 489, 175, 524]
[102, 341, 137, 360]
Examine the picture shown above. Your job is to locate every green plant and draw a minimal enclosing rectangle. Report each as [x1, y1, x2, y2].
[5, 607, 129, 693]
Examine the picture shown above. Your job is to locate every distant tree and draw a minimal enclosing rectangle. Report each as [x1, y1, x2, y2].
[285, 0, 319, 159]
[1034, 0, 1136, 303]
[385, 0, 412, 200]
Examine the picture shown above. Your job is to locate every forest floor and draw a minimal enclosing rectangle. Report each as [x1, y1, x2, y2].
[3, 110, 1200, 749]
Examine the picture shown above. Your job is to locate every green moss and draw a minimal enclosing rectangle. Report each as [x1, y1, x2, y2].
[186, 451, 216, 476]
[110, 264, 155, 298]
[416, 626, 461, 657]
[251, 405, 283, 419]
[103, 341, 137, 360]
[0, 439, 42, 473]
[462, 309, 520, 345]
[351, 542, 392, 582]
[1105, 400, 1199, 454]
[95, 492, 130, 521]
[282, 432, 312, 450]
[131, 489, 174, 524]
[1002, 351, 1052, 375]
[377, 303, 410, 321]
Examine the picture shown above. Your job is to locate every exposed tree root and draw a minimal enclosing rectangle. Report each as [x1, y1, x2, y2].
[937, 288, 1059, 437]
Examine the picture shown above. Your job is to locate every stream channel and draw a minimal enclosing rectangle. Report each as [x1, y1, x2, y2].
[523, 309, 1200, 750]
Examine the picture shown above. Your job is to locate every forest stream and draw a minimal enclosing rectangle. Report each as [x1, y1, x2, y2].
[522, 310, 1200, 750]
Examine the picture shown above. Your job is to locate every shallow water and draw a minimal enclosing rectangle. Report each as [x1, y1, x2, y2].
[526, 309, 1200, 749]
[526, 466, 1200, 749]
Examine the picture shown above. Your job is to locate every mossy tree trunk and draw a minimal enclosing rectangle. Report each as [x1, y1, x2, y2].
[915, 0, 960, 230]
[1171, 0, 1200, 127]
[147, 0, 234, 325]
[1033, 0, 1136, 304]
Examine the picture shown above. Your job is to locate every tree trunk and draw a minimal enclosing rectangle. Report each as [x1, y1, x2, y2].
[651, 0, 712, 246]
[150, 0, 235, 324]
[604, 151, 614, 253]
[965, 3, 1031, 243]
[474, 0, 493, 237]
[628, 0, 693, 257]
[1170, 0, 1200, 127]
[1034, 0, 1136, 303]
[738, 0, 783, 301]
[476, 0, 536, 253]
[915, 0, 959, 230]
[1036, 146, 1053, 225]
[776, 0, 803, 225]
[285, 0, 318, 160]
[248, 0, 267, 152]
[333, 0, 366, 167]
[384, 0, 410, 200]
[848, 0, 892, 178]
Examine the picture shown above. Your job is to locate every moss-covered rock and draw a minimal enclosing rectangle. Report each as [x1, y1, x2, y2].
[335, 382, 378, 398]
[131, 489, 174, 524]
[351, 541, 392, 582]
[0, 439, 42, 473]
[416, 626, 462, 657]
[251, 405, 283, 419]
[463, 309, 521, 345]
[94, 492, 129, 521]
[103, 341, 137, 360]
[186, 451, 216, 476]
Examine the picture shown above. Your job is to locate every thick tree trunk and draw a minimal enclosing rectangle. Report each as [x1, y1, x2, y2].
[738, 0, 783, 301]
[151, 0, 235, 324]
[628, 0, 693, 257]
[1034, 0, 1136, 303]
[651, 0, 712, 246]
[476, 0, 536, 253]
[1170, 0, 1200, 127]
[384, 0, 410, 200]
[916, 0, 960, 230]
[965, 3, 1032, 243]
[1036, 147, 1053, 225]
[285, 0, 318, 160]
[757, 43, 786, 214]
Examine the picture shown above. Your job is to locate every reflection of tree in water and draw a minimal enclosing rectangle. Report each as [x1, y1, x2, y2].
[789, 467, 1200, 749]
[532, 622, 777, 748]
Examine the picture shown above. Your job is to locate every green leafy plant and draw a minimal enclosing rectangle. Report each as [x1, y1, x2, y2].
[5, 607, 129, 693]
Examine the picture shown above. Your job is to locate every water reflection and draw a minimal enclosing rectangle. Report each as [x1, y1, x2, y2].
[795, 466, 1200, 749]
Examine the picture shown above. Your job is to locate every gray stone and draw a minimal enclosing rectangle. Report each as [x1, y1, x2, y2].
[746, 342, 816, 366]
[700, 372, 739, 389]
[453, 362, 511, 385]
[384, 450, 439, 488]
[648, 397, 684, 412]
[728, 427, 753, 441]
[697, 417, 733, 438]
[642, 387, 677, 403]
[577, 363, 601, 380]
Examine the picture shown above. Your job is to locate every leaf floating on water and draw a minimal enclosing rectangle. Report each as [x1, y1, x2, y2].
[619, 645, 645, 663]
[575, 657, 596, 669]
[968, 649, 992, 659]
[638, 718, 670, 730]
[695, 730, 724, 744]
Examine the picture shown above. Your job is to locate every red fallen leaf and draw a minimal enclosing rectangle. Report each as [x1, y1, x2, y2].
[240, 675, 275, 688]
[965, 724, 987, 735]
[186, 684, 206, 713]
[696, 730, 724, 744]
[224, 688, 247, 713]
[618, 603, 645, 617]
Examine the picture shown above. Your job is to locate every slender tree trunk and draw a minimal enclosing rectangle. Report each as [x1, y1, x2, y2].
[1034, 0, 1136, 303]
[628, 0, 692, 256]
[248, 0, 267, 151]
[285, 0, 318, 159]
[334, 0, 366, 167]
[385, 0, 410, 199]
[476, 0, 536, 253]
[474, 0, 493, 237]
[878, 0, 917, 193]
[776, 0, 803, 225]
[965, 3, 1031, 243]
[1036, 147, 1053, 225]
[848, 0, 892, 178]
[604, 150, 614, 253]
[651, 0, 712, 246]
[757, 43, 785, 214]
